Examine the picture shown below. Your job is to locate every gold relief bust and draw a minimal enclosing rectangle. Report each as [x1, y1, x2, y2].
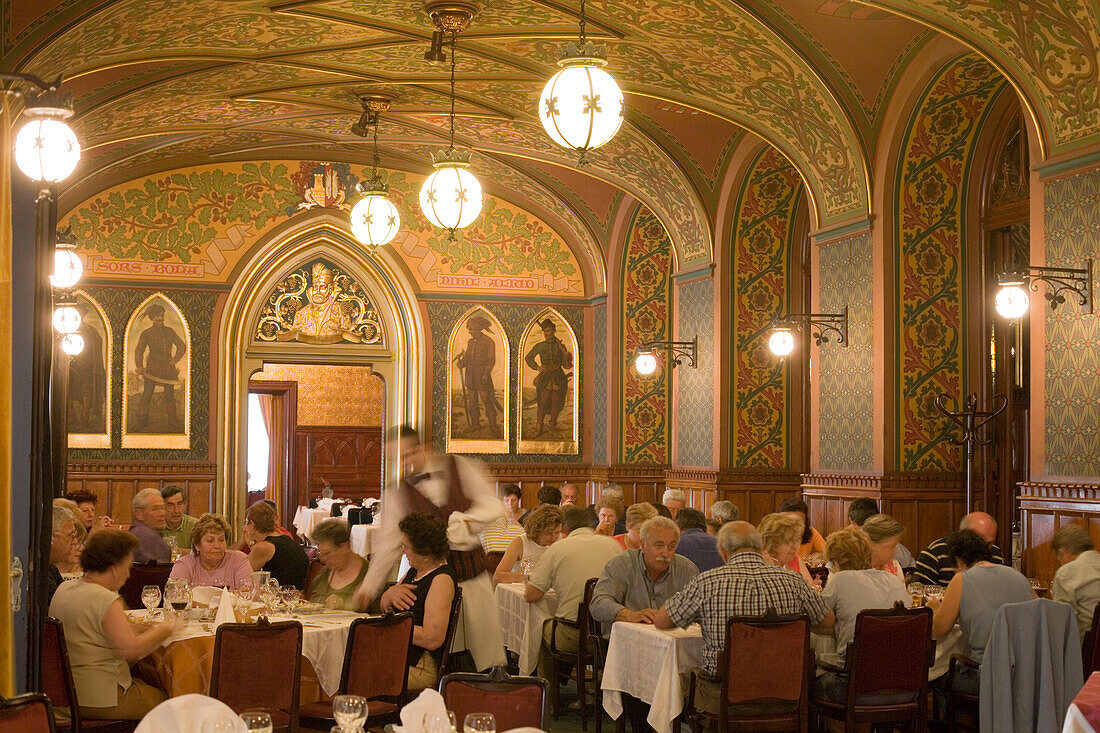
[256, 261, 383, 345]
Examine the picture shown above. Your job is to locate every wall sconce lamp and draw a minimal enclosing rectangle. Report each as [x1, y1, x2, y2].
[768, 305, 849, 358]
[995, 259, 1093, 319]
[633, 337, 698, 376]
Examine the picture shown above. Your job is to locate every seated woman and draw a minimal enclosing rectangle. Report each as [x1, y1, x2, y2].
[244, 500, 310, 589]
[48, 529, 178, 720]
[308, 518, 369, 610]
[778, 497, 826, 559]
[494, 504, 563, 585]
[759, 512, 819, 589]
[861, 514, 906, 579]
[380, 512, 456, 693]
[169, 513, 252, 589]
[53, 499, 86, 577]
[614, 502, 659, 550]
[595, 498, 623, 537]
[925, 529, 1035, 694]
[812, 527, 911, 702]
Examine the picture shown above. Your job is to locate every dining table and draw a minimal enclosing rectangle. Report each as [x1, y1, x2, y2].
[349, 523, 379, 558]
[494, 582, 557, 675]
[1065, 671, 1100, 733]
[292, 506, 333, 543]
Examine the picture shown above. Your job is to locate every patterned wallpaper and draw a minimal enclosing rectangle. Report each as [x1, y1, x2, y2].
[1044, 170, 1100, 476]
[818, 232, 874, 471]
[427, 301, 584, 462]
[253, 364, 384, 426]
[677, 277, 715, 467]
[894, 54, 1006, 471]
[730, 148, 800, 468]
[68, 287, 215, 461]
[621, 207, 672, 464]
[593, 302, 608, 466]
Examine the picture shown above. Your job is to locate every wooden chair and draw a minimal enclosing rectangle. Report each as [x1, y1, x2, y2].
[439, 587, 464, 678]
[810, 605, 935, 731]
[440, 666, 549, 731]
[1083, 603, 1100, 676]
[676, 612, 812, 733]
[303, 559, 324, 594]
[299, 613, 414, 730]
[547, 577, 602, 732]
[40, 618, 135, 733]
[944, 654, 981, 732]
[117, 563, 173, 611]
[210, 618, 303, 732]
[485, 552, 506, 574]
[0, 693, 56, 733]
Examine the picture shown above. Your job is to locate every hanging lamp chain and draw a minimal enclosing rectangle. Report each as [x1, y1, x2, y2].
[448, 30, 457, 152]
[578, 0, 586, 44]
[371, 114, 381, 182]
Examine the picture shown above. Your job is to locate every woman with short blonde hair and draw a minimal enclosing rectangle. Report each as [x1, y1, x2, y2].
[615, 503, 659, 550]
[759, 512, 818, 588]
[824, 526, 873, 571]
[494, 505, 563, 584]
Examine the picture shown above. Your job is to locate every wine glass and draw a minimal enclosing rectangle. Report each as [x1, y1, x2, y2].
[907, 582, 925, 608]
[282, 586, 300, 611]
[463, 712, 496, 733]
[924, 585, 945, 605]
[332, 694, 368, 732]
[240, 712, 273, 733]
[141, 585, 162, 620]
[164, 579, 191, 619]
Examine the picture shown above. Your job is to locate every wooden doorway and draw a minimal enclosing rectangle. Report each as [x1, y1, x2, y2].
[294, 427, 384, 505]
[247, 381, 297, 530]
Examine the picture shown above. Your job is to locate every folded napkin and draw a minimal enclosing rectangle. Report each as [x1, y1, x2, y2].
[191, 586, 222, 607]
[213, 590, 237, 628]
[134, 693, 245, 733]
[399, 688, 449, 733]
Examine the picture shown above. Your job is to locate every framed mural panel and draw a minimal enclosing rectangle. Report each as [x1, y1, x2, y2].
[122, 293, 191, 449]
[67, 292, 112, 448]
[518, 309, 578, 454]
[446, 307, 509, 454]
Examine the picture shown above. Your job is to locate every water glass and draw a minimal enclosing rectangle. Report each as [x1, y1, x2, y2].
[332, 694, 368, 732]
[240, 712, 273, 733]
[924, 585, 945, 605]
[463, 712, 496, 733]
[907, 582, 924, 608]
[141, 585, 162, 619]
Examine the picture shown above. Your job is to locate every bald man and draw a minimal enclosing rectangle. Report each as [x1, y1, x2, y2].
[912, 511, 1004, 587]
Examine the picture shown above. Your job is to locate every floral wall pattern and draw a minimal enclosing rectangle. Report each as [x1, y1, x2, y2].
[620, 207, 672, 464]
[730, 149, 801, 468]
[676, 277, 714, 467]
[1044, 169, 1100, 477]
[894, 55, 1006, 471]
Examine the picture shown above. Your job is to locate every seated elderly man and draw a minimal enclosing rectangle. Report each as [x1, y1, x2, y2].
[912, 511, 1004, 587]
[160, 485, 198, 550]
[526, 506, 622, 681]
[675, 508, 723, 572]
[706, 501, 738, 537]
[654, 521, 833, 714]
[1051, 523, 1100, 641]
[662, 489, 687, 519]
[128, 488, 171, 563]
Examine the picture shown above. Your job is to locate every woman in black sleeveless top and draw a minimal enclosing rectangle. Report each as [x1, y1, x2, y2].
[380, 512, 456, 692]
[244, 501, 309, 589]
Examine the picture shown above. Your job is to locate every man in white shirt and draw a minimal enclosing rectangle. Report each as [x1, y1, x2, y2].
[1051, 523, 1100, 641]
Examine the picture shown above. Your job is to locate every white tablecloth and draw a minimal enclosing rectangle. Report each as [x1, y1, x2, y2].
[601, 622, 703, 733]
[809, 624, 966, 682]
[292, 506, 331, 542]
[350, 524, 378, 558]
[494, 582, 557, 675]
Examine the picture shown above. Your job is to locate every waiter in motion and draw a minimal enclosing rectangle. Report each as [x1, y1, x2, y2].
[354, 425, 507, 671]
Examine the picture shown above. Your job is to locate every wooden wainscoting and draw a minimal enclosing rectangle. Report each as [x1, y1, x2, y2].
[294, 426, 383, 507]
[1019, 481, 1100, 584]
[715, 471, 803, 524]
[66, 461, 217, 526]
[482, 463, 671, 508]
[665, 469, 718, 514]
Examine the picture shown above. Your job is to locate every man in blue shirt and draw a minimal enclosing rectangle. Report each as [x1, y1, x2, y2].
[675, 508, 723, 572]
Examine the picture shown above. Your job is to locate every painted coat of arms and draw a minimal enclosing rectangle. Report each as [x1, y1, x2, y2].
[287, 162, 358, 213]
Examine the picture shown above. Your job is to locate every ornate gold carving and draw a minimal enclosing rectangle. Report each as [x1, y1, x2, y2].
[256, 261, 384, 345]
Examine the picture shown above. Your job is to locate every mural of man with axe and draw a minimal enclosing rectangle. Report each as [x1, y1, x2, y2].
[453, 315, 501, 437]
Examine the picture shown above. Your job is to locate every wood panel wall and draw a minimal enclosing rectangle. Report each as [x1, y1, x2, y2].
[66, 461, 217, 526]
[294, 426, 384, 507]
[1019, 481, 1100, 584]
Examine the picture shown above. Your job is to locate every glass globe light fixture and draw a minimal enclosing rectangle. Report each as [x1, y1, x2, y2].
[539, 48, 624, 161]
[768, 327, 795, 358]
[351, 182, 401, 251]
[995, 281, 1030, 319]
[60, 332, 84, 356]
[52, 304, 81, 334]
[13, 103, 81, 183]
[634, 349, 658, 377]
[419, 150, 483, 235]
[50, 245, 83, 289]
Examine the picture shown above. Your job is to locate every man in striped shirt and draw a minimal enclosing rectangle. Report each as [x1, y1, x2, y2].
[912, 511, 1004, 587]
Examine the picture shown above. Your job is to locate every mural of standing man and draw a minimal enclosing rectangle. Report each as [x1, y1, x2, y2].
[454, 315, 501, 438]
[133, 304, 186, 432]
[524, 317, 573, 436]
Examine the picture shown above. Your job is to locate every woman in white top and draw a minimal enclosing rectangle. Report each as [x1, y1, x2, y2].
[48, 529, 179, 719]
[493, 504, 563, 584]
[862, 513, 907, 580]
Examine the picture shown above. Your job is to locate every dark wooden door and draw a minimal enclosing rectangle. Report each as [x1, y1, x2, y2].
[294, 426, 384, 506]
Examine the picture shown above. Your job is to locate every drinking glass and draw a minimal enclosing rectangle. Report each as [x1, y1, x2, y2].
[282, 586, 300, 611]
[141, 585, 162, 620]
[463, 712, 496, 733]
[164, 579, 191, 617]
[907, 582, 924, 608]
[240, 712, 273, 733]
[332, 694, 368, 732]
[924, 585, 945, 605]
[422, 712, 452, 733]
[200, 721, 235, 733]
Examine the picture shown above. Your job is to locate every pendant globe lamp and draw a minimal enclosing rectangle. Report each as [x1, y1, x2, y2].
[11, 84, 81, 184]
[349, 94, 401, 254]
[419, 4, 483, 240]
[538, 0, 623, 163]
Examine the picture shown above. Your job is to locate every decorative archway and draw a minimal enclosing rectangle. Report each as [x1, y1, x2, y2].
[215, 212, 424, 526]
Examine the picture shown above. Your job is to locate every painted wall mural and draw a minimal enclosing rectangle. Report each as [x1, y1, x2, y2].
[621, 207, 672, 465]
[818, 232, 875, 472]
[1044, 169, 1100, 477]
[255, 259, 384, 345]
[894, 55, 1006, 471]
[122, 293, 191, 449]
[446, 308, 510, 455]
[517, 310, 578, 455]
[67, 292, 112, 449]
[676, 277, 714, 467]
[731, 149, 801, 468]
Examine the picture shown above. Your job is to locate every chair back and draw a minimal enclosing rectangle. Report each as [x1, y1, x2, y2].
[439, 587, 463, 676]
[485, 552, 506, 573]
[118, 563, 173, 611]
[211, 619, 303, 730]
[41, 618, 80, 731]
[0, 693, 56, 733]
[722, 614, 810, 714]
[578, 578, 602, 663]
[304, 559, 324, 594]
[1085, 603, 1100, 674]
[440, 667, 549, 731]
[846, 606, 933, 701]
[342, 613, 414, 703]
